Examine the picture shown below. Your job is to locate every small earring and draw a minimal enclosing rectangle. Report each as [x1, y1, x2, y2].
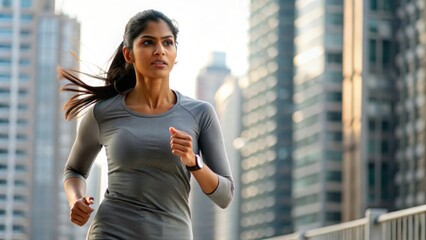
[175, 61, 178, 64]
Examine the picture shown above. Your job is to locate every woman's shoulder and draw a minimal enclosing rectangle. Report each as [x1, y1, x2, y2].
[176, 91, 217, 118]
[90, 94, 124, 121]
[177, 91, 213, 111]
[93, 94, 123, 112]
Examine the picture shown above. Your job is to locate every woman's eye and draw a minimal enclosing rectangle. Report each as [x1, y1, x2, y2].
[142, 40, 153, 45]
[164, 40, 174, 46]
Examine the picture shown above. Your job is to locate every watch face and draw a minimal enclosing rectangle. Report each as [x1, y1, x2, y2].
[196, 155, 204, 168]
[186, 155, 203, 171]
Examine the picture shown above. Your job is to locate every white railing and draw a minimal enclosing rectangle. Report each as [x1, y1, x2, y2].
[265, 205, 426, 240]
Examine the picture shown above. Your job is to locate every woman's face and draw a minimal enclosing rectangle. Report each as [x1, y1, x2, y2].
[129, 20, 177, 80]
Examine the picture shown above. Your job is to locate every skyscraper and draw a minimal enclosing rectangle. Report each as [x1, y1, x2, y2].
[32, 11, 81, 240]
[214, 75, 243, 240]
[292, 0, 344, 231]
[342, 0, 397, 221]
[0, 0, 84, 239]
[0, 0, 41, 238]
[393, 0, 426, 209]
[239, 0, 295, 239]
[191, 51, 231, 240]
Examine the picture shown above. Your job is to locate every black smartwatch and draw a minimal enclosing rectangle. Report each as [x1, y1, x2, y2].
[186, 154, 204, 171]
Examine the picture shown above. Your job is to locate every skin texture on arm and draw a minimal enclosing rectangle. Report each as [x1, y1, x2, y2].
[63, 106, 102, 226]
[64, 177, 94, 226]
[169, 127, 219, 194]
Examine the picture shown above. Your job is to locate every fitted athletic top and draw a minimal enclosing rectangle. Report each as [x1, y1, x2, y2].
[63, 90, 234, 239]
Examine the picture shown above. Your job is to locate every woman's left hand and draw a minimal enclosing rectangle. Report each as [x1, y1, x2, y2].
[169, 127, 196, 166]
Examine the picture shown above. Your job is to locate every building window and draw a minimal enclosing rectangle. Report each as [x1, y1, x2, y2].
[370, 0, 378, 10]
[295, 194, 319, 207]
[326, 131, 342, 142]
[382, 40, 391, 67]
[326, 171, 342, 181]
[325, 151, 342, 162]
[0, 44, 11, 50]
[295, 213, 318, 225]
[324, 71, 342, 83]
[14, 195, 26, 202]
[0, 14, 12, 22]
[14, 180, 25, 186]
[326, 212, 342, 221]
[326, 53, 342, 64]
[13, 225, 25, 233]
[294, 173, 319, 188]
[326, 92, 342, 101]
[326, 0, 343, 6]
[369, 39, 377, 64]
[0, 74, 10, 82]
[326, 111, 342, 122]
[326, 13, 343, 26]
[0, 59, 11, 67]
[13, 210, 25, 217]
[0, 0, 12, 7]
[21, 0, 32, 8]
[326, 192, 342, 202]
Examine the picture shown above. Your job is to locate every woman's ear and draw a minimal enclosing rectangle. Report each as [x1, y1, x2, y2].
[122, 46, 134, 63]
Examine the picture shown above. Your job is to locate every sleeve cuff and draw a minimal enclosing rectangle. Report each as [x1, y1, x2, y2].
[206, 175, 234, 209]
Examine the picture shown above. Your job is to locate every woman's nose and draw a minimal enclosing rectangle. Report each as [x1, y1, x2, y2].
[154, 44, 165, 55]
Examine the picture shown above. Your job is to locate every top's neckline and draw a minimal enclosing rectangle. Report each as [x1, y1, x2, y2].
[120, 90, 180, 118]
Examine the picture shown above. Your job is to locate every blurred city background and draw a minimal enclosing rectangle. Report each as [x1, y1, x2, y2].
[0, 0, 424, 239]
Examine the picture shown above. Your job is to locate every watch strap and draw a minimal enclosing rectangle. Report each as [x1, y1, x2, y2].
[186, 154, 202, 171]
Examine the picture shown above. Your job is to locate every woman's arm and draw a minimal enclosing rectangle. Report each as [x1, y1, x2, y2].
[64, 177, 94, 226]
[63, 106, 102, 225]
[169, 102, 234, 208]
[169, 127, 219, 194]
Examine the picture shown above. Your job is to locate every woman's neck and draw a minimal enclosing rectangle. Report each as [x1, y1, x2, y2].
[125, 79, 176, 114]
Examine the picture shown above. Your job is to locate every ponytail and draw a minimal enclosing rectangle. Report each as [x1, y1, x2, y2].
[59, 42, 136, 120]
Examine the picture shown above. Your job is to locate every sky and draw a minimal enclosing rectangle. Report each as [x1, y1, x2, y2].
[55, 0, 250, 97]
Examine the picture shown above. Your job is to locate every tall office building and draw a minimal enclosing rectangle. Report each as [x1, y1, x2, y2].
[292, 0, 344, 231]
[0, 0, 84, 239]
[0, 0, 41, 238]
[214, 76, 243, 240]
[394, 0, 426, 209]
[196, 52, 231, 102]
[33, 10, 84, 240]
[342, 0, 397, 221]
[191, 51, 230, 240]
[239, 1, 295, 239]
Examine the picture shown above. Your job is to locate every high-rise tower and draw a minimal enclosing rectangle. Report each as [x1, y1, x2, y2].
[0, 0, 83, 239]
[214, 75, 243, 240]
[292, 0, 344, 231]
[239, 1, 295, 239]
[191, 51, 231, 240]
[393, 0, 426, 209]
[342, 0, 397, 221]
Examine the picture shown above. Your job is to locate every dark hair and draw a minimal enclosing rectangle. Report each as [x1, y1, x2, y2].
[59, 9, 179, 120]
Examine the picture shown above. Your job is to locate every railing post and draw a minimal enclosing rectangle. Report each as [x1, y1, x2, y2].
[365, 208, 388, 240]
[299, 231, 306, 240]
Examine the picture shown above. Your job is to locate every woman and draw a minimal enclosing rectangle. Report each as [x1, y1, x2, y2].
[60, 9, 234, 239]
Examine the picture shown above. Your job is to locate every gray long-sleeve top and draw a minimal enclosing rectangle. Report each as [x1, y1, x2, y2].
[63, 91, 234, 239]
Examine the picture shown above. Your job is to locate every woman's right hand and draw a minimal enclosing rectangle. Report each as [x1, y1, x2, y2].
[69, 196, 94, 226]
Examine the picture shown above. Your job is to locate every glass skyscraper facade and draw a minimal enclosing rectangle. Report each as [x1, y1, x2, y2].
[0, 0, 82, 239]
[292, 0, 344, 231]
[239, 0, 295, 239]
[0, 0, 38, 238]
[192, 51, 231, 240]
[214, 75, 242, 240]
[394, 0, 426, 209]
[32, 12, 81, 240]
[342, 0, 397, 221]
